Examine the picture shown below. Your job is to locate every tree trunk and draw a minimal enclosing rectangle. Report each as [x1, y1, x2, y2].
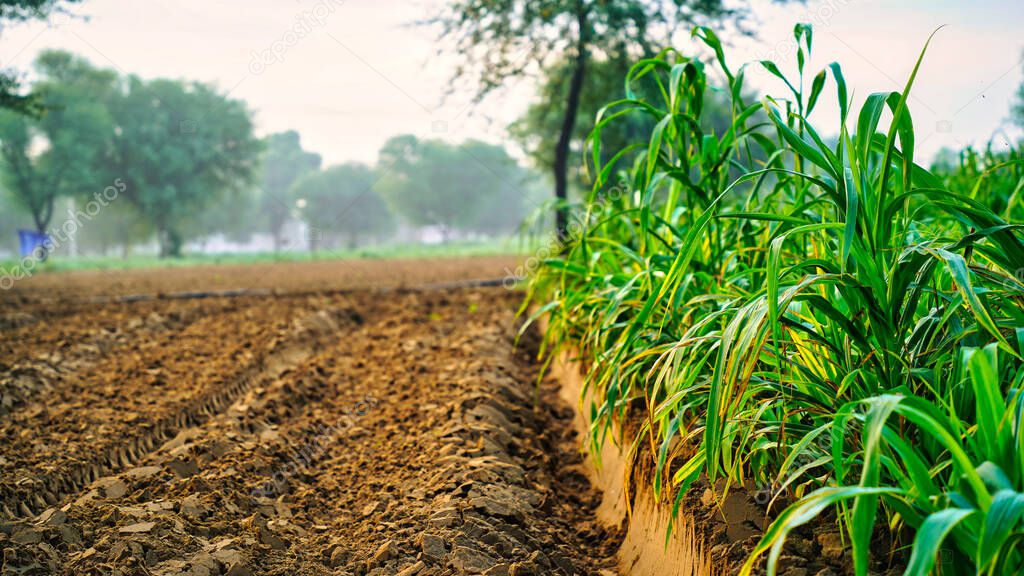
[30, 197, 53, 262]
[33, 196, 53, 236]
[552, 8, 589, 240]
[158, 227, 183, 258]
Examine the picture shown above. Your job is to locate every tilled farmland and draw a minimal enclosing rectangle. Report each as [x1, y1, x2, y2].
[0, 260, 621, 575]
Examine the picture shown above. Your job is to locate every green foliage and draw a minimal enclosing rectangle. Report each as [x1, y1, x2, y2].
[432, 0, 759, 237]
[290, 163, 394, 250]
[0, 238, 521, 272]
[376, 135, 528, 239]
[0, 193, 30, 255]
[0, 0, 81, 114]
[184, 186, 264, 246]
[525, 23, 1024, 575]
[260, 130, 321, 250]
[33, 51, 119, 198]
[932, 143, 1024, 223]
[0, 110, 45, 229]
[73, 201, 151, 257]
[0, 50, 263, 258]
[509, 56, 653, 191]
[431, 0, 739, 99]
[109, 76, 262, 257]
[0, 50, 116, 234]
[511, 55, 747, 191]
[0, 0, 76, 20]
[0, 71, 38, 116]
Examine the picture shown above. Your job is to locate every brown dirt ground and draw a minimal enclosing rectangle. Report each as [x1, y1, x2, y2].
[0, 280, 621, 575]
[0, 255, 520, 306]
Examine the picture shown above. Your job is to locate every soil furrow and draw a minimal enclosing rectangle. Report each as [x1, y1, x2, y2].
[1, 298, 240, 416]
[0, 288, 621, 576]
[0, 296, 359, 520]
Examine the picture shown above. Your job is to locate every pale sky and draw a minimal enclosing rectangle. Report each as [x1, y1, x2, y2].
[0, 0, 1021, 167]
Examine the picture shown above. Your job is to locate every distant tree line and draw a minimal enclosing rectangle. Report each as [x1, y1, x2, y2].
[0, 50, 533, 258]
[0, 51, 260, 257]
[257, 132, 534, 254]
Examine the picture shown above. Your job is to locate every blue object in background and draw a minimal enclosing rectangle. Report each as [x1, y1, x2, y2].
[17, 230, 51, 259]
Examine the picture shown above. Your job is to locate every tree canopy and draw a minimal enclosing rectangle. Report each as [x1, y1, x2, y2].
[291, 163, 393, 250]
[509, 55, 652, 190]
[0, 50, 263, 257]
[376, 135, 529, 240]
[0, 0, 82, 114]
[0, 50, 116, 234]
[430, 0, 756, 236]
[108, 76, 262, 257]
[260, 130, 322, 251]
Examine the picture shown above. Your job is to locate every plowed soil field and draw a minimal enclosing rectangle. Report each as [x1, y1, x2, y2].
[0, 257, 622, 576]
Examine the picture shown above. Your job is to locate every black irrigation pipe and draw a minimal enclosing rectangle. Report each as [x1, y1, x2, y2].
[85, 287, 273, 304]
[18, 277, 526, 308]
[418, 277, 519, 290]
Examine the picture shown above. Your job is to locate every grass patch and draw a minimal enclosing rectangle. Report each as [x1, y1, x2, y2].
[0, 238, 523, 274]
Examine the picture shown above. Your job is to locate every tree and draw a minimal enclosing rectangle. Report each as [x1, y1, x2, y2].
[431, 0, 756, 237]
[376, 135, 528, 241]
[1, 0, 82, 114]
[0, 0, 76, 21]
[74, 201, 151, 257]
[184, 186, 264, 247]
[458, 140, 531, 235]
[511, 55, 749, 197]
[33, 51, 119, 196]
[109, 76, 262, 257]
[260, 131, 321, 251]
[0, 51, 115, 238]
[291, 163, 393, 251]
[0, 51, 264, 258]
[510, 56, 652, 192]
[0, 111, 46, 232]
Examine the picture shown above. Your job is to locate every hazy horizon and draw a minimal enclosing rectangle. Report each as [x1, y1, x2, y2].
[1, 0, 1020, 168]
